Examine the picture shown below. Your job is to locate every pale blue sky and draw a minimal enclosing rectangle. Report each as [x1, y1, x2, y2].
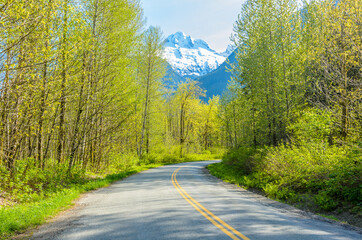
[141, 0, 245, 52]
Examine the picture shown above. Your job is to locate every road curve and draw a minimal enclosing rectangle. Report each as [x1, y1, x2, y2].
[32, 161, 361, 240]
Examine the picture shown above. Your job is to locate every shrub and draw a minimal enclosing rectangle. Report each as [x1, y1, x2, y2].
[288, 109, 332, 144]
[223, 147, 263, 174]
[208, 108, 361, 213]
[314, 191, 338, 211]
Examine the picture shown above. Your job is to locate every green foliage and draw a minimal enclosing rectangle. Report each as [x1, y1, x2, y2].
[0, 158, 85, 204]
[140, 149, 224, 165]
[209, 141, 361, 213]
[0, 188, 79, 238]
[288, 109, 332, 143]
[107, 153, 141, 173]
[226, 0, 306, 148]
[210, 105, 361, 213]
[222, 147, 262, 175]
[262, 184, 279, 199]
[207, 162, 243, 186]
[314, 191, 339, 211]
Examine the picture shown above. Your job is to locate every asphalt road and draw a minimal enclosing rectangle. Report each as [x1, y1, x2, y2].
[31, 161, 361, 240]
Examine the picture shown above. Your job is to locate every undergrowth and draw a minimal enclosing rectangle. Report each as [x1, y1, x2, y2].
[207, 110, 361, 225]
[208, 144, 361, 213]
[207, 143, 361, 226]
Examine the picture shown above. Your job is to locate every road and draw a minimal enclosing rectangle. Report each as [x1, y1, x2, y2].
[32, 161, 361, 240]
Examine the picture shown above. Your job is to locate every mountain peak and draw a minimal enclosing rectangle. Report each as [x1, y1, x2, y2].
[164, 32, 229, 77]
[165, 32, 212, 52]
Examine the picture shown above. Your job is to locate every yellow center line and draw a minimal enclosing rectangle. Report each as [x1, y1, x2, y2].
[173, 168, 247, 239]
[171, 165, 250, 240]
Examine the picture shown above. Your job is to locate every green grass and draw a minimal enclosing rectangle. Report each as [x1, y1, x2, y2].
[0, 164, 163, 239]
[206, 162, 243, 186]
[317, 214, 343, 222]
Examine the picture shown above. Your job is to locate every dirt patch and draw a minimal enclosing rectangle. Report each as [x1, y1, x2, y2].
[0, 195, 16, 208]
[328, 209, 362, 228]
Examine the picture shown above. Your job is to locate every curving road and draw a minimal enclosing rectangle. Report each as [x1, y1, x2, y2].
[32, 161, 361, 240]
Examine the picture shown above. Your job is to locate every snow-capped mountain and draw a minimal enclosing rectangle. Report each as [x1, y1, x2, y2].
[163, 32, 232, 77]
[220, 44, 236, 57]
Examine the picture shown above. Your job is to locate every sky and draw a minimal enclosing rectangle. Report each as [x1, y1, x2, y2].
[141, 0, 245, 52]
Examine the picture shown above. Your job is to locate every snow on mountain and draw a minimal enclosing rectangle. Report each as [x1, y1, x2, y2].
[163, 32, 232, 77]
[220, 44, 236, 57]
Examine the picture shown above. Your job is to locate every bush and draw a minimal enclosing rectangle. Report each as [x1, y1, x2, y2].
[288, 109, 332, 144]
[223, 147, 263, 174]
[107, 152, 140, 172]
[314, 191, 338, 211]
[208, 109, 361, 213]
[0, 158, 87, 204]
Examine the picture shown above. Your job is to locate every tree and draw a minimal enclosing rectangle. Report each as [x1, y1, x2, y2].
[230, 0, 305, 148]
[307, 0, 361, 143]
[175, 80, 205, 156]
[137, 26, 166, 157]
[0, 0, 145, 175]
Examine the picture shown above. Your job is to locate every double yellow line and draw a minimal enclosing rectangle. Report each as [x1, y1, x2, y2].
[171, 165, 249, 240]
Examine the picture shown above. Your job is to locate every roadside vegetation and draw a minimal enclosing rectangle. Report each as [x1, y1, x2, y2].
[211, 0, 361, 227]
[0, 163, 146, 239]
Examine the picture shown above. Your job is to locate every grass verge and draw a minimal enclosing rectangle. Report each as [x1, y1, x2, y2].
[206, 162, 243, 186]
[0, 163, 165, 239]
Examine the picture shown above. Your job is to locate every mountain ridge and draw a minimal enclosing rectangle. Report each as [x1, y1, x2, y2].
[162, 32, 237, 100]
[196, 51, 236, 100]
[163, 32, 231, 77]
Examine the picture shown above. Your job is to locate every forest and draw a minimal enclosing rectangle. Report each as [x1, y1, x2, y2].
[210, 0, 361, 226]
[0, 0, 361, 237]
